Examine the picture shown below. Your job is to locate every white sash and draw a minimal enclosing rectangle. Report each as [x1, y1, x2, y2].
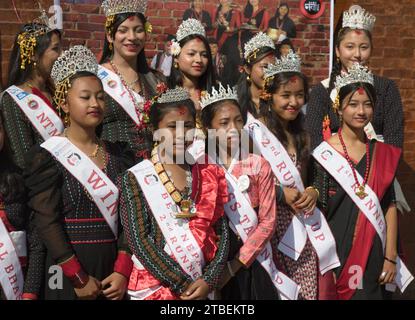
[221, 158, 300, 300]
[0, 219, 24, 300]
[41, 137, 119, 237]
[5, 86, 63, 140]
[313, 141, 414, 292]
[129, 160, 206, 283]
[245, 113, 340, 274]
[98, 65, 144, 126]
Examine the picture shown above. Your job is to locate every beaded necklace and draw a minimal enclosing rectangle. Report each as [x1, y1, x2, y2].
[151, 147, 198, 219]
[338, 127, 370, 199]
[109, 60, 148, 129]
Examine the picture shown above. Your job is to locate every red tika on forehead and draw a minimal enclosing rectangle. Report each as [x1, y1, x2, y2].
[354, 30, 362, 35]
[128, 16, 135, 21]
[178, 106, 188, 115]
[289, 76, 298, 83]
[357, 87, 365, 95]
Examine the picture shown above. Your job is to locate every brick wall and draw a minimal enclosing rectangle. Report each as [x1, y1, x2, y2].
[336, 0, 415, 299]
[0, 0, 332, 86]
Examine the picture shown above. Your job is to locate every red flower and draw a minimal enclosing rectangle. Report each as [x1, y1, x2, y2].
[156, 82, 168, 94]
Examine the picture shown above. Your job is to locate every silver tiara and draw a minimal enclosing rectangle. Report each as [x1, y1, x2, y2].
[263, 50, 301, 79]
[244, 32, 275, 61]
[157, 87, 190, 104]
[176, 18, 206, 42]
[101, 0, 147, 17]
[51, 45, 98, 85]
[335, 63, 374, 92]
[343, 5, 376, 32]
[200, 83, 238, 110]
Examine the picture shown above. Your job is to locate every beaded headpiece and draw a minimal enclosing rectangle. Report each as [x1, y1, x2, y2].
[17, 7, 57, 70]
[102, 0, 151, 36]
[263, 50, 302, 79]
[200, 83, 238, 110]
[51, 45, 99, 109]
[333, 62, 374, 110]
[342, 5, 376, 32]
[335, 62, 374, 91]
[243, 32, 275, 63]
[157, 87, 190, 104]
[261, 50, 302, 101]
[170, 19, 206, 56]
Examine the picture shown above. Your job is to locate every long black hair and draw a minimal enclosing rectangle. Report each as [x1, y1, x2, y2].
[100, 12, 160, 98]
[243, 1, 254, 19]
[0, 115, 25, 203]
[167, 34, 216, 91]
[237, 46, 276, 117]
[338, 81, 376, 112]
[259, 71, 310, 165]
[274, 2, 289, 20]
[7, 24, 61, 89]
[328, 13, 373, 94]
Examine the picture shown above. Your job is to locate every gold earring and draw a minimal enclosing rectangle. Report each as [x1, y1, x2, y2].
[109, 42, 113, 51]
[64, 113, 70, 127]
[336, 56, 340, 64]
[174, 62, 179, 69]
[247, 75, 251, 82]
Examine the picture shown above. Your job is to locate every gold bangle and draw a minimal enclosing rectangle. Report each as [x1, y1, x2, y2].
[306, 186, 320, 199]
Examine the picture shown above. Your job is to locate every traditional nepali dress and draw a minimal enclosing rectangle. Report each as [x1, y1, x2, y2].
[221, 154, 279, 300]
[0, 88, 56, 170]
[24, 142, 134, 299]
[98, 70, 164, 161]
[271, 153, 319, 300]
[312, 140, 401, 300]
[0, 178, 44, 300]
[119, 159, 230, 299]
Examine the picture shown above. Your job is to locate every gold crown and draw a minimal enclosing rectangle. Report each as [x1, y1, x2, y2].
[17, 6, 57, 70]
[101, 0, 147, 16]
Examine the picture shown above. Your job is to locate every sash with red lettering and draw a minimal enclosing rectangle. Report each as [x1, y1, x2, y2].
[0, 219, 24, 300]
[129, 160, 206, 281]
[245, 113, 340, 274]
[5, 86, 64, 140]
[98, 66, 144, 126]
[41, 137, 119, 237]
[221, 157, 300, 300]
[313, 141, 414, 298]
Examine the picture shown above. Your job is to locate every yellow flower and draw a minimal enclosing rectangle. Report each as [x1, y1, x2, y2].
[145, 21, 152, 33]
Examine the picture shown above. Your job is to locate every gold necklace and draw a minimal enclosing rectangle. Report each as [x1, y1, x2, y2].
[151, 147, 198, 219]
[64, 128, 100, 158]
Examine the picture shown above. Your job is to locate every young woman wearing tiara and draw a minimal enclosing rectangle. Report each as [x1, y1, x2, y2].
[200, 83, 289, 300]
[99, 0, 164, 160]
[245, 51, 340, 300]
[0, 9, 63, 170]
[311, 63, 413, 299]
[119, 87, 230, 300]
[24, 46, 134, 300]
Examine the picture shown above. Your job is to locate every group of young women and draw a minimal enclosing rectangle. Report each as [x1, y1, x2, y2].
[0, 1, 412, 300]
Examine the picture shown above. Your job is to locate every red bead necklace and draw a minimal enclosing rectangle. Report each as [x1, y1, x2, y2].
[338, 127, 370, 199]
[109, 60, 147, 129]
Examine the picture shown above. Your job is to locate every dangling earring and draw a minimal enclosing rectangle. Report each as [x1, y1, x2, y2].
[109, 42, 113, 51]
[336, 56, 340, 64]
[64, 113, 70, 127]
[174, 62, 179, 69]
[246, 74, 251, 82]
